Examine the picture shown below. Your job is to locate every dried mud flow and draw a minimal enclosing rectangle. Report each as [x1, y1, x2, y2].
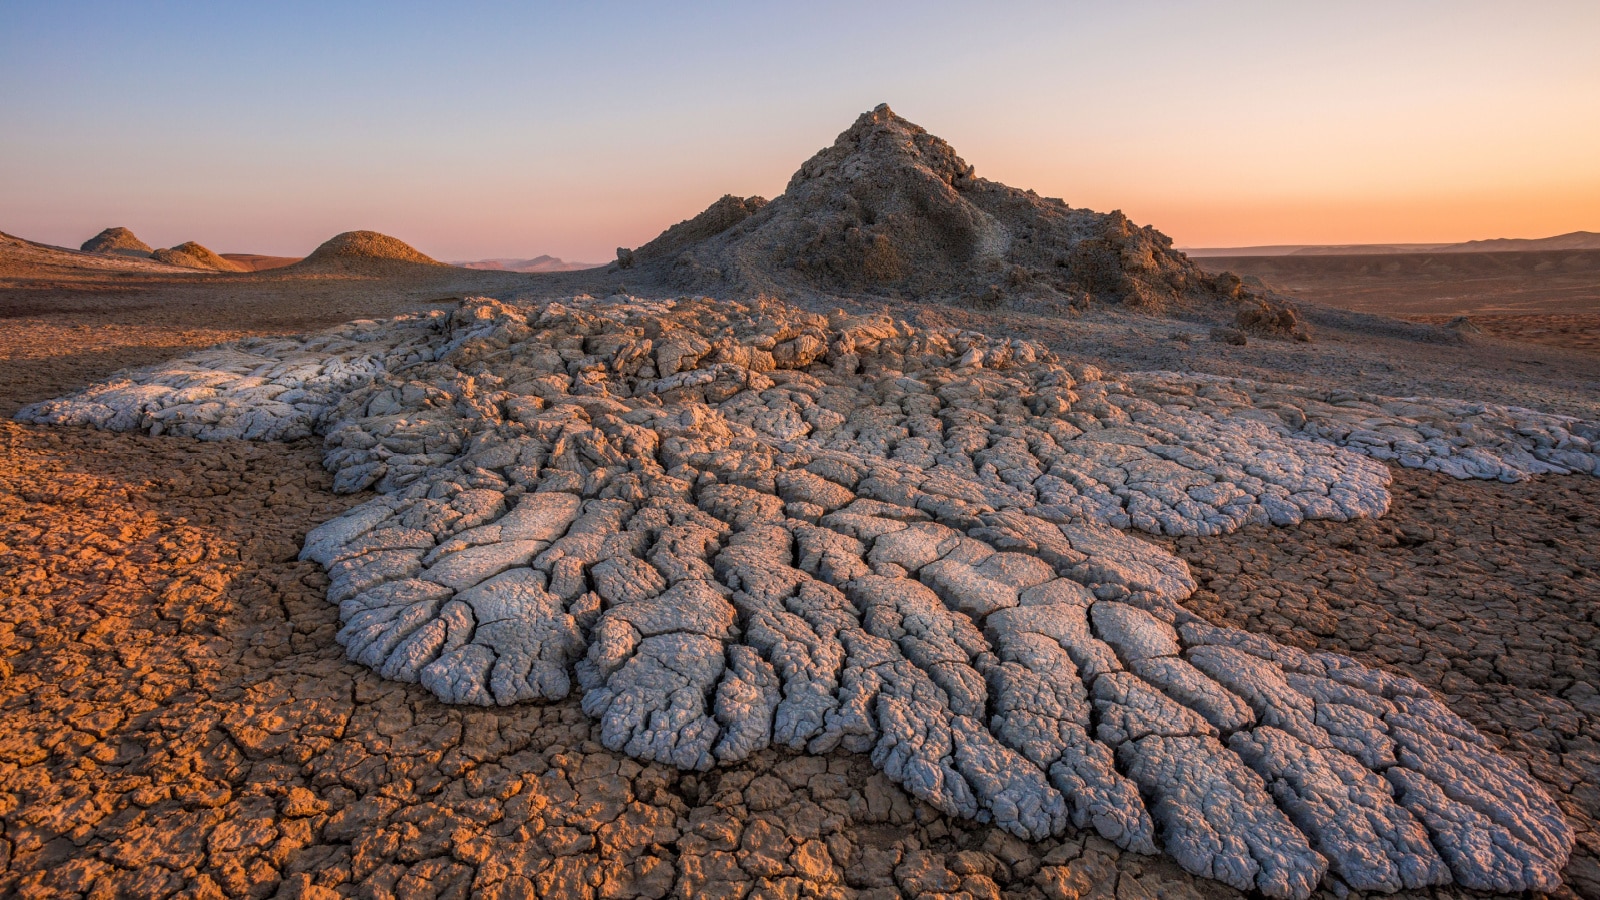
[2, 417, 1596, 900]
[0, 288, 1593, 896]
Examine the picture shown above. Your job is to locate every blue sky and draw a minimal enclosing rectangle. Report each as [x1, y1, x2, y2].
[3, 1, 1597, 260]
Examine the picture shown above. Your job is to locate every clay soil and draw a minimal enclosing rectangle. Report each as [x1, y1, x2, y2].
[1192, 250, 1600, 317]
[1193, 251, 1600, 357]
[220, 255, 302, 273]
[1401, 314, 1600, 357]
[1, 266, 1598, 899]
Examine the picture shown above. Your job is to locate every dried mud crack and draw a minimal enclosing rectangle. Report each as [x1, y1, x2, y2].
[2, 422, 1595, 899]
[1, 420, 1216, 899]
[8, 293, 1596, 898]
[1168, 467, 1600, 899]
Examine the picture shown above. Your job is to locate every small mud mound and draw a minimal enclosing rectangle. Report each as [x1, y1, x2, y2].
[628, 105, 1247, 312]
[151, 241, 246, 272]
[80, 227, 153, 258]
[291, 230, 446, 275]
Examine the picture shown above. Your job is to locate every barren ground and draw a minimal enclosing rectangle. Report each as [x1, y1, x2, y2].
[1, 264, 1597, 899]
[1399, 314, 1600, 357]
[1191, 251, 1600, 359]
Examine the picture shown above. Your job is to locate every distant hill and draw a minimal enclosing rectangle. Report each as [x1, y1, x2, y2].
[289, 231, 447, 274]
[1446, 231, 1600, 253]
[152, 241, 246, 272]
[452, 255, 602, 273]
[1182, 231, 1600, 258]
[81, 227, 154, 258]
[1288, 243, 1454, 256]
[1, 230, 197, 277]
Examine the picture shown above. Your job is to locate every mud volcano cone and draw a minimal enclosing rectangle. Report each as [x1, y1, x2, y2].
[290, 230, 447, 275]
[151, 241, 247, 272]
[81, 227, 153, 258]
[627, 104, 1239, 310]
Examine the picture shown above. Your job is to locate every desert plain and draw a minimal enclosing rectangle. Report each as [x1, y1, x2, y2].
[1, 108, 1597, 900]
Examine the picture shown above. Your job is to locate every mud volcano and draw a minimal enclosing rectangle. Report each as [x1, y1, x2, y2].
[21, 292, 1593, 897]
[623, 105, 1275, 321]
[81, 226, 154, 258]
[151, 240, 247, 272]
[289, 230, 447, 275]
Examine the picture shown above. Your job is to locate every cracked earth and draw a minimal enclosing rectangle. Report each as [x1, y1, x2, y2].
[3, 294, 1596, 899]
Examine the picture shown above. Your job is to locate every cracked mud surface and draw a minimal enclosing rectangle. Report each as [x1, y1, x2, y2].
[0, 420, 1225, 899]
[2, 421, 1596, 899]
[4, 293, 1597, 898]
[1168, 467, 1600, 898]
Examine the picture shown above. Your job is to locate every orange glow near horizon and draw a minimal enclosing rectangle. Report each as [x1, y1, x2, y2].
[1068, 183, 1600, 251]
[2, 3, 1596, 260]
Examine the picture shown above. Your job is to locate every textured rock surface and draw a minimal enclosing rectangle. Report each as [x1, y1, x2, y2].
[17, 294, 1592, 896]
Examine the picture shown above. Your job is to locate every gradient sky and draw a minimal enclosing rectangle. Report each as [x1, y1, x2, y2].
[3, 1, 1597, 261]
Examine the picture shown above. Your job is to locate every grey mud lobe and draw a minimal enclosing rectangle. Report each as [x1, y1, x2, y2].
[18, 294, 1589, 897]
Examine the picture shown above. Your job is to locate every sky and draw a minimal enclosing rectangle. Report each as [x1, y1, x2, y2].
[2, 1, 1597, 261]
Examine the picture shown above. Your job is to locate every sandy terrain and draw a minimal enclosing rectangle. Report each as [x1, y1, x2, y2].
[1189, 251, 1600, 358]
[1399, 314, 1600, 357]
[0, 253, 1596, 899]
[220, 255, 302, 273]
[1192, 250, 1600, 318]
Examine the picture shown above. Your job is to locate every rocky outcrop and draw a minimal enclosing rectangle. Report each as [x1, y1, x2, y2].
[150, 241, 247, 272]
[634, 105, 1251, 311]
[19, 294, 1590, 896]
[80, 227, 153, 258]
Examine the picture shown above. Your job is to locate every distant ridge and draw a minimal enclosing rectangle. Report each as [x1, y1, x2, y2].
[452, 254, 602, 273]
[1183, 231, 1600, 258]
[290, 231, 446, 274]
[1447, 231, 1600, 253]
